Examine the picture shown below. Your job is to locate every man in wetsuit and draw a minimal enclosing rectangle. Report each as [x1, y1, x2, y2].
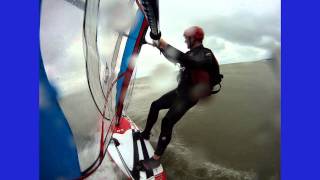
[137, 26, 220, 170]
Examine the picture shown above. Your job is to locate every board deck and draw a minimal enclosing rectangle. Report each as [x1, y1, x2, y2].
[107, 117, 166, 180]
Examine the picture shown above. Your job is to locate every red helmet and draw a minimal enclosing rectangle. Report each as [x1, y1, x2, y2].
[183, 26, 204, 42]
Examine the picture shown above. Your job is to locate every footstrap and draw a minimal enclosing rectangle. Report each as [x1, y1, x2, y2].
[139, 133, 154, 178]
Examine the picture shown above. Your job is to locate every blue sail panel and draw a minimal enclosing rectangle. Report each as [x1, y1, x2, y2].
[116, 10, 145, 105]
[40, 58, 81, 180]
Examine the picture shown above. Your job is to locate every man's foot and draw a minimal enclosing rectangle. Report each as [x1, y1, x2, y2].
[138, 157, 161, 171]
[133, 131, 150, 140]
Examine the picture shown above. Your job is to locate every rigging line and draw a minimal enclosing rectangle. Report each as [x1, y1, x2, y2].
[106, 33, 123, 119]
[79, 0, 118, 176]
[78, 71, 129, 179]
[79, 0, 146, 179]
[111, 138, 136, 179]
[92, 0, 108, 105]
[89, 29, 152, 121]
[115, 17, 149, 125]
[94, 0, 110, 102]
[78, 122, 106, 179]
[81, 1, 148, 178]
[82, 0, 110, 120]
[123, 67, 137, 114]
[121, 31, 155, 47]
[108, 0, 137, 77]
[81, 29, 149, 180]
[106, 0, 138, 119]
[101, 71, 129, 144]
[81, 134, 129, 179]
[66, 0, 136, 109]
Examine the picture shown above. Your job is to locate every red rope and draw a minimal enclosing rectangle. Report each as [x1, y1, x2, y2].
[78, 10, 148, 180]
[76, 72, 128, 179]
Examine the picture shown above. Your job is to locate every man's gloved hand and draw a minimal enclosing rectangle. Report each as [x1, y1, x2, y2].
[153, 38, 168, 50]
[152, 40, 160, 48]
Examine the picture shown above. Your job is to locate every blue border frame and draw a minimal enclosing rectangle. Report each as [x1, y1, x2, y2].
[282, 0, 320, 179]
[1, 1, 39, 179]
[2, 0, 320, 179]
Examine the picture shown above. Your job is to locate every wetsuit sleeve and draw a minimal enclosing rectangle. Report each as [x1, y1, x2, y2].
[164, 45, 216, 69]
[160, 44, 185, 64]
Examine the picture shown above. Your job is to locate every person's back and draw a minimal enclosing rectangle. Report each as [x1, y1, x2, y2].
[162, 43, 220, 98]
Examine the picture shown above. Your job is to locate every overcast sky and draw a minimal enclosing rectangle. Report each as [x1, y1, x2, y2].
[137, 0, 280, 76]
[40, 0, 280, 95]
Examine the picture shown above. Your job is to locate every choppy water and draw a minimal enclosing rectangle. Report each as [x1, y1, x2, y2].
[59, 60, 280, 180]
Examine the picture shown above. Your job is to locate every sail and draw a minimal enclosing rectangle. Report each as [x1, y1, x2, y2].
[40, 57, 82, 179]
[41, 0, 148, 176]
[115, 9, 148, 124]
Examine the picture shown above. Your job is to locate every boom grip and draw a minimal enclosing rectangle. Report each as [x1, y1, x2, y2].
[140, 0, 161, 40]
[150, 31, 161, 40]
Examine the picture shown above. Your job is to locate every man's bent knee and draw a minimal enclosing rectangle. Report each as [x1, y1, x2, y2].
[150, 100, 161, 110]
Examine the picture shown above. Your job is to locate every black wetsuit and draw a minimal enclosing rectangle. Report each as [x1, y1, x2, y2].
[143, 44, 219, 156]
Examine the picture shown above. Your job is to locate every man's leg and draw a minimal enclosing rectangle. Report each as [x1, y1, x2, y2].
[142, 89, 177, 138]
[139, 97, 198, 170]
[154, 97, 198, 156]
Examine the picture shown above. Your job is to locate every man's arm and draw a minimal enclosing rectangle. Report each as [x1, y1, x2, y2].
[154, 38, 195, 66]
[153, 38, 184, 64]
[154, 38, 214, 68]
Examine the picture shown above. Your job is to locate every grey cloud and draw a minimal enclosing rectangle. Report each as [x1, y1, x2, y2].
[205, 37, 226, 51]
[199, 11, 280, 52]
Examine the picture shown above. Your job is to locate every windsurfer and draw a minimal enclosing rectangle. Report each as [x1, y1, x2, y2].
[136, 26, 221, 170]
